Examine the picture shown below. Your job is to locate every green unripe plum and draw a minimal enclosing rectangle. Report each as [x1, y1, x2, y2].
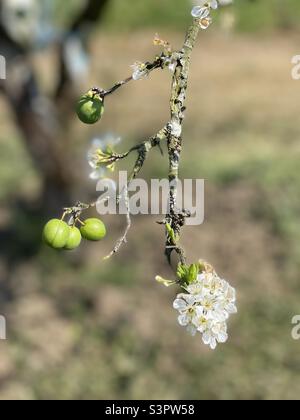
[76, 90, 104, 124]
[43, 219, 70, 249]
[64, 227, 82, 251]
[80, 218, 106, 241]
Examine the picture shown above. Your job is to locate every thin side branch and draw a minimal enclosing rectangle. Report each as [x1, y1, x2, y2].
[100, 53, 169, 98]
[103, 77, 133, 97]
[104, 186, 131, 260]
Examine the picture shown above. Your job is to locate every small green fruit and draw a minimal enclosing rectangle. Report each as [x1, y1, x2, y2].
[80, 218, 106, 241]
[64, 227, 82, 251]
[43, 219, 70, 249]
[76, 89, 104, 125]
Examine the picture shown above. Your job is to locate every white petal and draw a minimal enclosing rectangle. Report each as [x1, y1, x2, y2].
[228, 304, 237, 314]
[230, 290, 237, 303]
[191, 6, 210, 19]
[186, 324, 197, 337]
[89, 168, 104, 180]
[202, 331, 211, 345]
[185, 295, 196, 306]
[91, 138, 104, 148]
[173, 298, 187, 311]
[197, 273, 206, 283]
[178, 314, 189, 327]
[214, 310, 228, 322]
[187, 283, 203, 295]
[196, 316, 210, 332]
[195, 305, 205, 317]
[88, 160, 98, 170]
[217, 332, 228, 344]
[211, 0, 219, 10]
[132, 69, 147, 81]
[87, 149, 98, 168]
[102, 134, 122, 147]
[210, 337, 217, 350]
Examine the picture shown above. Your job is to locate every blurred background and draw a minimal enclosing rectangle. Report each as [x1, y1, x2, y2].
[0, 0, 300, 400]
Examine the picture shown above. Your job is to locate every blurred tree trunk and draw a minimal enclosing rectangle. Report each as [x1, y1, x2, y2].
[0, 0, 110, 213]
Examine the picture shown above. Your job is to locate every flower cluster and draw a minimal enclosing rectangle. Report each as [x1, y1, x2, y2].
[191, 1, 218, 29]
[173, 266, 237, 349]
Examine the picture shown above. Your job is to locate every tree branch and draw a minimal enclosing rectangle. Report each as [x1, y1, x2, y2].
[165, 20, 201, 264]
[104, 186, 131, 260]
[60, 19, 202, 263]
[94, 53, 170, 98]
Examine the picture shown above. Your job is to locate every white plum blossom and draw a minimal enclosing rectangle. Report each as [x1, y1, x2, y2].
[193, 0, 219, 11]
[87, 135, 121, 180]
[191, 1, 218, 30]
[131, 62, 149, 81]
[173, 270, 237, 349]
[173, 294, 198, 336]
[201, 320, 228, 350]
